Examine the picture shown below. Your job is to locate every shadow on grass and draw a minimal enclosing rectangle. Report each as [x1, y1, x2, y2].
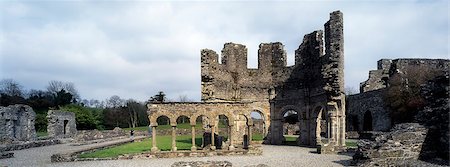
[176, 138, 203, 147]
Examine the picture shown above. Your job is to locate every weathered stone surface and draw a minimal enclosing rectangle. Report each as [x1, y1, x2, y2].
[360, 59, 449, 93]
[171, 161, 232, 167]
[352, 123, 428, 166]
[415, 73, 449, 165]
[149, 10, 346, 153]
[346, 58, 449, 134]
[0, 151, 13, 159]
[346, 89, 391, 132]
[0, 104, 37, 142]
[47, 110, 77, 139]
[75, 127, 127, 142]
[0, 139, 62, 152]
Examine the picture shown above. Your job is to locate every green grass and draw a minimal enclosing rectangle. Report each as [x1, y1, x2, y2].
[346, 139, 358, 148]
[78, 135, 202, 158]
[284, 135, 298, 142]
[37, 131, 48, 137]
[252, 133, 264, 141]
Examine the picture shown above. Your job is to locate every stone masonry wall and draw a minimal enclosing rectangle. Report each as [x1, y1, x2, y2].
[150, 11, 346, 152]
[0, 104, 36, 142]
[348, 58, 449, 135]
[415, 73, 449, 164]
[47, 110, 77, 139]
[353, 123, 428, 166]
[346, 89, 391, 132]
[360, 59, 449, 93]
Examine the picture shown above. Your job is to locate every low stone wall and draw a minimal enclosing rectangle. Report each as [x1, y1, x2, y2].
[75, 128, 127, 142]
[65, 144, 262, 162]
[51, 136, 146, 162]
[172, 161, 232, 167]
[0, 139, 63, 152]
[346, 131, 359, 139]
[0, 151, 14, 159]
[130, 146, 262, 159]
[352, 123, 428, 166]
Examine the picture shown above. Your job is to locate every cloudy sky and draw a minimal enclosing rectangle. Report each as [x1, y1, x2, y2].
[0, 1, 448, 102]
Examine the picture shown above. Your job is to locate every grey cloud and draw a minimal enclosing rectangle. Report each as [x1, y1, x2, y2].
[1, 1, 447, 101]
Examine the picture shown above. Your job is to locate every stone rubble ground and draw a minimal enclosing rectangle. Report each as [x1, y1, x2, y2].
[0, 142, 352, 167]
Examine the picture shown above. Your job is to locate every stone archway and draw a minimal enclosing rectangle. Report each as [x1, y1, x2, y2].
[282, 109, 299, 145]
[250, 110, 266, 142]
[314, 106, 329, 145]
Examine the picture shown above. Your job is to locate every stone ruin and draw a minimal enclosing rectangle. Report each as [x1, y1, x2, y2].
[349, 60, 450, 165]
[0, 104, 37, 143]
[353, 123, 428, 166]
[47, 110, 77, 139]
[346, 58, 449, 133]
[148, 11, 346, 153]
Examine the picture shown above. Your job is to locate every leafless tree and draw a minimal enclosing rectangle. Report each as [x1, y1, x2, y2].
[0, 79, 24, 97]
[345, 86, 358, 95]
[46, 80, 80, 101]
[106, 95, 125, 108]
[178, 94, 192, 102]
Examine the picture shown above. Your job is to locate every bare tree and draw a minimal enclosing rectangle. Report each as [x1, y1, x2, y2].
[46, 80, 80, 102]
[178, 94, 192, 102]
[0, 79, 24, 97]
[106, 95, 125, 108]
[345, 86, 358, 95]
[126, 99, 139, 128]
[384, 66, 443, 123]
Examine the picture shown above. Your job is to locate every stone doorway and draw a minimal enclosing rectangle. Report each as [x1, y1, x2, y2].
[363, 110, 373, 131]
[282, 110, 299, 145]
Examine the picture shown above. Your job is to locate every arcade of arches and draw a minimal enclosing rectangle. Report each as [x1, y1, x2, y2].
[148, 11, 346, 153]
[147, 102, 270, 152]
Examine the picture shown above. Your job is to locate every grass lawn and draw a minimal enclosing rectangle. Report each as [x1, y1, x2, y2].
[252, 133, 264, 141]
[79, 133, 263, 158]
[37, 131, 48, 137]
[346, 139, 358, 148]
[78, 135, 202, 158]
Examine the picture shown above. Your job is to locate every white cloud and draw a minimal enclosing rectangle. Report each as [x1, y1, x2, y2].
[0, 1, 447, 101]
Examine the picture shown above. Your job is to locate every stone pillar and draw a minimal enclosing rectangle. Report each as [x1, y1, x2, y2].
[330, 115, 337, 143]
[171, 126, 177, 151]
[248, 125, 253, 146]
[211, 125, 216, 150]
[339, 114, 346, 146]
[151, 126, 158, 152]
[316, 118, 321, 145]
[191, 125, 196, 151]
[228, 125, 235, 150]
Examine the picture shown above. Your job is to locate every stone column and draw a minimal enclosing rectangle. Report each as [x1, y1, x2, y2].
[339, 115, 346, 146]
[171, 126, 177, 151]
[211, 125, 216, 150]
[151, 126, 158, 152]
[228, 125, 234, 150]
[248, 125, 253, 146]
[191, 125, 196, 151]
[330, 115, 337, 143]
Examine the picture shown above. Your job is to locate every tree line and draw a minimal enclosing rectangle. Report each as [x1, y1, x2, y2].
[0, 79, 183, 132]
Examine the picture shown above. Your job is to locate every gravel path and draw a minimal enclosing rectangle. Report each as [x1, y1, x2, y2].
[0, 142, 353, 167]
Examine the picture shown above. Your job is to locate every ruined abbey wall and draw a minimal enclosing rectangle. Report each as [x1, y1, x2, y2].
[347, 58, 450, 132]
[360, 59, 449, 93]
[149, 11, 346, 152]
[0, 105, 37, 142]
